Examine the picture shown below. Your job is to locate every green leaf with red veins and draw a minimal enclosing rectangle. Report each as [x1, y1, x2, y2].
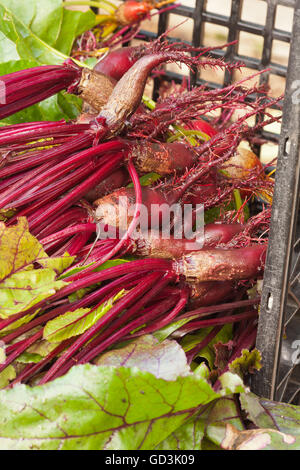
[158, 395, 245, 450]
[205, 396, 245, 446]
[157, 380, 246, 450]
[240, 392, 300, 437]
[155, 412, 207, 450]
[0, 364, 245, 450]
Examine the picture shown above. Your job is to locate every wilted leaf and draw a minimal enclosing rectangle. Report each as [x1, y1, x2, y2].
[0, 313, 37, 334]
[214, 340, 234, 370]
[229, 349, 262, 378]
[221, 424, 299, 450]
[218, 372, 246, 396]
[0, 344, 5, 363]
[180, 325, 233, 368]
[38, 252, 75, 276]
[27, 339, 58, 357]
[0, 365, 15, 388]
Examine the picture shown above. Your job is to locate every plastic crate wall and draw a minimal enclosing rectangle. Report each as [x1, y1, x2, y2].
[129, 0, 300, 402]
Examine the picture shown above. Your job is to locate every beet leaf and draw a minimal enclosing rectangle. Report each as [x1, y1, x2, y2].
[0, 217, 73, 318]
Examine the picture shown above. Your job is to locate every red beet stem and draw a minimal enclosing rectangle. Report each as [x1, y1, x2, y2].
[0, 122, 89, 147]
[181, 297, 261, 321]
[38, 271, 167, 384]
[1, 271, 147, 347]
[1, 141, 124, 209]
[10, 338, 73, 386]
[77, 274, 177, 365]
[0, 64, 81, 120]
[76, 272, 175, 364]
[36, 207, 88, 239]
[17, 258, 170, 320]
[59, 296, 178, 377]
[40, 223, 96, 247]
[130, 287, 189, 337]
[28, 152, 125, 231]
[0, 133, 93, 179]
[178, 310, 258, 335]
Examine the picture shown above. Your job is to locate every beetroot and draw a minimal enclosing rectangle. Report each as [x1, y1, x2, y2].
[129, 140, 197, 175]
[115, 0, 153, 25]
[173, 244, 267, 282]
[93, 46, 140, 81]
[85, 168, 130, 202]
[188, 281, 234, 309]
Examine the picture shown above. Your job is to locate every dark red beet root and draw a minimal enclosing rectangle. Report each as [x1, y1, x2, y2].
[129, 141, 197, 176]
[173, 244, 267, 282]
[115, 0, 151, 25]
[84, 168, 130, 202]
[188, 281, 234, 309]
[93, 47, 140, 81]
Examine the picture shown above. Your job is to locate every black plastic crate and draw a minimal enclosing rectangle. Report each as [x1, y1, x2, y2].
[130, 0, 300, 402]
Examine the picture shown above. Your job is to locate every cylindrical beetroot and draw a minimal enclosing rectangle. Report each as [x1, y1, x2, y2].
[78, 47, 142, 118]
[99, 52, 204, 132]
[173, 244, 267, 282]
[129, 141, 197, 175]
[94, 47, 140, 81]
[133, 224, 244, 258]
[188, 280, 234, 309]
[84, 168, 130, 202]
